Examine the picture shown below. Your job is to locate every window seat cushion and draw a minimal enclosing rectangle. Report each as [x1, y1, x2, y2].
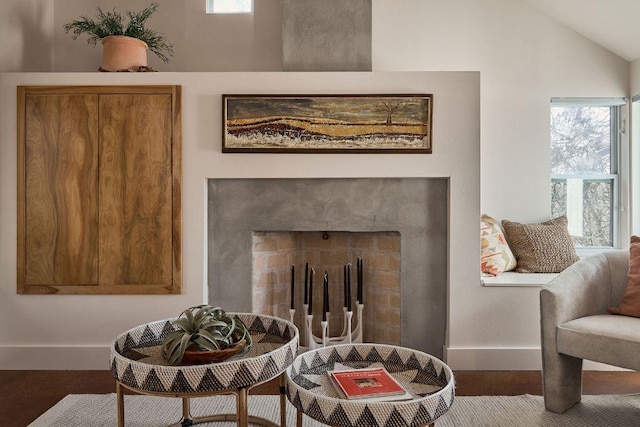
[481, 272, 559, 287]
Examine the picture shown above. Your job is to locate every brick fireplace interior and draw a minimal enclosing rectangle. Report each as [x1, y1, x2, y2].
[252, 231, 401, 346]
[208, 178, 447, 357]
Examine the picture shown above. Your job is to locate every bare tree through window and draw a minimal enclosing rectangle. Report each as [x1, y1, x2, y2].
[550, 103, 617, 247]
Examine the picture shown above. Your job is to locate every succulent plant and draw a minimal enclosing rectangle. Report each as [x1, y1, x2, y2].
[63, 2, 174, 63]
[162, 305, 252, 365]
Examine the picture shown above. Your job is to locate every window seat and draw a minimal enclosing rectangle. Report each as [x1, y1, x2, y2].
[481, 272, 559, 287]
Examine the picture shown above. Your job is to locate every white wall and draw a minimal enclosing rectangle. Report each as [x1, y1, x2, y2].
[372, 0, 629, 369]
[0, 0, 633, 371]
[0, 71, 480, 369]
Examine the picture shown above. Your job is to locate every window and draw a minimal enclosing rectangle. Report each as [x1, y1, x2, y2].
[206, 0, 253, 14]
[550, 98, 625, 248]
[632, 95, 640, 236]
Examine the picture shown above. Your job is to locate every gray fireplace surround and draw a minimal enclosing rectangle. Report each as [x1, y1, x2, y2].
[207, 178, 448, 357]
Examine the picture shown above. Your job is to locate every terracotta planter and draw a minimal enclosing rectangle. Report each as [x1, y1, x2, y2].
[100, 35, 148, 72]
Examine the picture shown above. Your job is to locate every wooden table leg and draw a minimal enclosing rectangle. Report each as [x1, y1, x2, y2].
[182, 397, 192, 424]
[237, 387, 249, 427]
[279, 373, 286, 427]
[116, 381, 125, 427]
[296, 409, 303, 427]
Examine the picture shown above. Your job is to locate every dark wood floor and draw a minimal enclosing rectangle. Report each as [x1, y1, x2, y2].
[3, 370, 640, 426]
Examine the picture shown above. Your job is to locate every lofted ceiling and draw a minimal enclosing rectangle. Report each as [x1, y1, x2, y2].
[522, 0, 640, 62]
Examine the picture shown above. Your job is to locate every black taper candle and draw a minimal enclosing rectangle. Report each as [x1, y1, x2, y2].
[322, 270, 329, 321]
[304, 262, 309, 305]
[358, 258, 363, 304]
[308, 268, 314, 315]
[343, 265, 348, 308]
[290, 264, 295, 309]
[347, 263, 352, 311]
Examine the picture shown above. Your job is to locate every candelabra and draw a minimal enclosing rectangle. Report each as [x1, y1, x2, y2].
[288, 260, 364, 351]
[289, 302, 364, 350]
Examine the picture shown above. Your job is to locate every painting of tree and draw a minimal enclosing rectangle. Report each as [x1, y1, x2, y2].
[222, 94, 432, 153]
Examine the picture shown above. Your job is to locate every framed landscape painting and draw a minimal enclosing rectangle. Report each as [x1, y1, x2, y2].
[222, 94, 433, 153]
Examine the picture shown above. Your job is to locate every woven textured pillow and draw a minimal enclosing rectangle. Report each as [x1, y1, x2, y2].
[481, 214, 517, 276]
[501, 216, 579, 273]
[608, 236, 640, 317]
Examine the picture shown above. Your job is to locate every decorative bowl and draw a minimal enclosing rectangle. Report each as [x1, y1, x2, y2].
[180, 339, 246, 365]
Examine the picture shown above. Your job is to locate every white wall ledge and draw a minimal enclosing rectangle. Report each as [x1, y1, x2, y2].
[481, 272, 559, 287]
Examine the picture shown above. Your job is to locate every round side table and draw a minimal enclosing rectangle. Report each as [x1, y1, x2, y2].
[286, 343, 455, 427]
[110, 313, 298, 427]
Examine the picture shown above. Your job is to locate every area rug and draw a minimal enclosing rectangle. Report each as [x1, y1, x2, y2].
[29, 393, 640, 426]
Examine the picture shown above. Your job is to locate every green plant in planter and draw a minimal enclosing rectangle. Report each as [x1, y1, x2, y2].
[63, 2, 173, 63]
[162, 305, 252, 365]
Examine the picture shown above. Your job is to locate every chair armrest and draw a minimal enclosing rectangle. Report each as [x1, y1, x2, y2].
[540, 254, 613, 327]
[540, 254, 615, 364]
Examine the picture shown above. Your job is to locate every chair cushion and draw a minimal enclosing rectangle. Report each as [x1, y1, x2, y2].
[557, 314, 640, 371]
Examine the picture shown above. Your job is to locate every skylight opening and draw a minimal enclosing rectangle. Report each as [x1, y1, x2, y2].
[206, 0, 253, 14]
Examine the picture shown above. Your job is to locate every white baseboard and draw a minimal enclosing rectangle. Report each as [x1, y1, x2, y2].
[444, 347, 628, 371]
[445, 347, 543, 370]
[0, 346, 110, 370]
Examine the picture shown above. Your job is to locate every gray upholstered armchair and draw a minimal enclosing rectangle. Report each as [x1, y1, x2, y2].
[540, 250, 640, 413]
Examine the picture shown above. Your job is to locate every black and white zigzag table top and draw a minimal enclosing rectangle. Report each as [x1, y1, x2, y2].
[286, 344, 455, 427]
[110, 313, 299, 394]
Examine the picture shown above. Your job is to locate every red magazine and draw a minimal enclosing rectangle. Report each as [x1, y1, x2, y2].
[328, 367, 410, 400]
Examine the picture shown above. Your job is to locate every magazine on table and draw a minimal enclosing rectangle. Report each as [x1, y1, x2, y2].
[328, 367, 412, 402]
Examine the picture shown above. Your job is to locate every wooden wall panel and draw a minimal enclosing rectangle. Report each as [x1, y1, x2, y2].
[23, 94, 99, 285]
[98, 94, 173, 286]
[18, 86, 181, 294]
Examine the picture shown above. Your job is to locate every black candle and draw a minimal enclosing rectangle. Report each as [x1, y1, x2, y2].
[357, 258, 363, 304]
[322, 270, 329, 321]
[347, 263, 352, 312]
[290, 264, 295, 309]
[308, 268, 314, 315]
[343, 265, 348, 308]
[304, 262, 309, 305]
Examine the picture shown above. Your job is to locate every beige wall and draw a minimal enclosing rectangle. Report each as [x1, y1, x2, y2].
[53, 0, 282, 71]
[0, 0, 53, 72]
[0, 0, 282, 72]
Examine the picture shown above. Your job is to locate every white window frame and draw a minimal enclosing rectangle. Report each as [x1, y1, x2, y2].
[631, 95, 640, 238]
[550, 97, 628, 252]
[206, 0, 253, 14]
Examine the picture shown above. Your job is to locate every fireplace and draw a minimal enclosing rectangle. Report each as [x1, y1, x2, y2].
[252, 230, 401, 346]
[207, 178, 448, 357]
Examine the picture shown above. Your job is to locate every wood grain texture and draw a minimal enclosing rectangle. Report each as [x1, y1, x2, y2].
[98, 94, 173, 286]
[171, 86, 183, 294]
[22, 94, 99, 286]
[17, 86, 181, 294]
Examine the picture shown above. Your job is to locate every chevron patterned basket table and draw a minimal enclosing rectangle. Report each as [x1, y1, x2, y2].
[286, 343, 455, 427]
[110, 313, 299, 427]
